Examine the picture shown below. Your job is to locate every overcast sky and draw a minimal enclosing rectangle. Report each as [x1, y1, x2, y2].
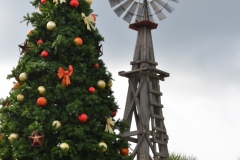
[1, 1, 240, 160]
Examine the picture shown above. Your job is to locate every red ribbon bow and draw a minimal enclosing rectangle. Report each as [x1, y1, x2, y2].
[57, 65, 73, 86]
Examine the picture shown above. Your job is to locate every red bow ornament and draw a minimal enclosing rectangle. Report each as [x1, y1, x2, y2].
[57, 65, 73, 86]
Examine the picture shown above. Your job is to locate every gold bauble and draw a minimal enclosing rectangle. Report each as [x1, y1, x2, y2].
[107, 81, 113, 88]
[97, 80, 106, 90]
[60, 142, 69, 151]
[52, 120, 61, 129]
[38, 86, 46, 95]
[47, 21, 56, 30]
[17, 94, 24, 102]
[8, 133, 19, 142]
[98, 142, 107, 152]
[85, 0, 93, 5]
[19, 72, 28, 82]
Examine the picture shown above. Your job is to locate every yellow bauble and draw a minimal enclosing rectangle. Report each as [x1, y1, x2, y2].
[60, 142, 69, 151]
[17, 94, 24, 102]
[98, 142, 107, 152]
[38, 86, 46, 95]
[47, 21, 56, 30]
[8, 133, 19, 142]
[85, 0, 93, 5]
[107, 81, 113, 88]
[52, 120, 61, 129]
[97, 80, 106, 90]
[19, 72, 28, 82]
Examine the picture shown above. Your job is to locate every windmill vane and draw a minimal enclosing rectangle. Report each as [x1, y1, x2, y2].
[109, 0, 178, 23]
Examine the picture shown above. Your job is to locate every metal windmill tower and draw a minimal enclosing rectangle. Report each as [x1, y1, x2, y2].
[108, 0, 178, 159]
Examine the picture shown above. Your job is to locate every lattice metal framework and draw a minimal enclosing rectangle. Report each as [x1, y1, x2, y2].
[108, 0, 178, 159]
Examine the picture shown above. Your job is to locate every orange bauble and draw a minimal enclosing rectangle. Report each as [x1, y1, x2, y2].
[28, 30, 33, 36]
[120, 148, 129, 156]
[37, 97, 47, 107]
[13, 82, 21, 90]
[74, 37, 83, 46]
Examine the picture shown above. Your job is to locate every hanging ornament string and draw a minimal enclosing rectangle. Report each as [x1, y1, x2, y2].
[57, 65, 73, 86]
[81, 13, 96, 31]
[53, 0, 66, 4]
[105, 117, 115, 134]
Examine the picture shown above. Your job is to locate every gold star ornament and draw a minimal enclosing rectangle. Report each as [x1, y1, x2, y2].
[53, 0, 66, 4]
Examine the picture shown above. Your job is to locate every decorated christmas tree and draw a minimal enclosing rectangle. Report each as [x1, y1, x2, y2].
[0, 0, 131, 159]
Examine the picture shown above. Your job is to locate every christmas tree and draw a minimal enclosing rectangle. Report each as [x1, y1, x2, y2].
[0, 0, 131, 159]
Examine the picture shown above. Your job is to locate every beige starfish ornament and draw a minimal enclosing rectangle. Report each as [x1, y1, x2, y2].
[53, 0, 66, 4]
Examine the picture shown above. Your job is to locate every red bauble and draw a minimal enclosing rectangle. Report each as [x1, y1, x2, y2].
[37, 97, 47, 107]
[88, 87, 95, 93]
[41, 51, 48, 58]
[37, 40, 43, 45]
[70, 0, 79, 7]
[93, 63, 99, 68]
[111, 111, 117, 117]
[91, 14, 96, 21]
[78, 114, 88, 123]
[41, 0, 47, 4]
[120, 148, 129, 156]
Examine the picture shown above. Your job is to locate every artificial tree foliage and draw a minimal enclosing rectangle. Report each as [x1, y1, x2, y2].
[0, 0, 131, 159]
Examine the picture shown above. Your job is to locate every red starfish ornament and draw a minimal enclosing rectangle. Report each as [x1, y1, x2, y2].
[28, 130, 44, 147]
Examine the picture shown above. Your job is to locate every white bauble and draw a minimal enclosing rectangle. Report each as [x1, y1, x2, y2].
[60, 142, 69, 151]
[8, 133, 19, 142]
[19, 72, 28, 82]
[47, 21, 56, 30]
[108, 81, 113, 88]
[17, 94, 24, 102]
[98, 142, 107, 152]
[38, 86, 46, 95]
[52, 120, 61, 129]
[97, 80, 106, 90]
[85, 0, 93, 5]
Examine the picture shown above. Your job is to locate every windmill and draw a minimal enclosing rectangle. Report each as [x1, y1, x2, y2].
[108, 0, 178, 160]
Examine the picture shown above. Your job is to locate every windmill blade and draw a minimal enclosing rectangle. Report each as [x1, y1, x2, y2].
[147, 2, 155, 22]
[150, 1, 166, 21]
[123, 2, 138, 23]
[156, 11, 167, 21]
[170, 0, 179, 3]
[155, 0, 174, 13]
[135, 3, 144, 22]
[114, 0, 134, 17]
[109, 0, 125, 8]
[121, 0, 134, 10]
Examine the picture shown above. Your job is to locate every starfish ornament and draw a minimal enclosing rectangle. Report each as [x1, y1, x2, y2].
[96, 43, 103, 56]
[18, 41, 32, 55]
[28, 130, 44, 147]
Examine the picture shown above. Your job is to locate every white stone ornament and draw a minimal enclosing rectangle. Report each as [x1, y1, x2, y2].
[47, 21, 56, 30]
[53, 0, 66, 4]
